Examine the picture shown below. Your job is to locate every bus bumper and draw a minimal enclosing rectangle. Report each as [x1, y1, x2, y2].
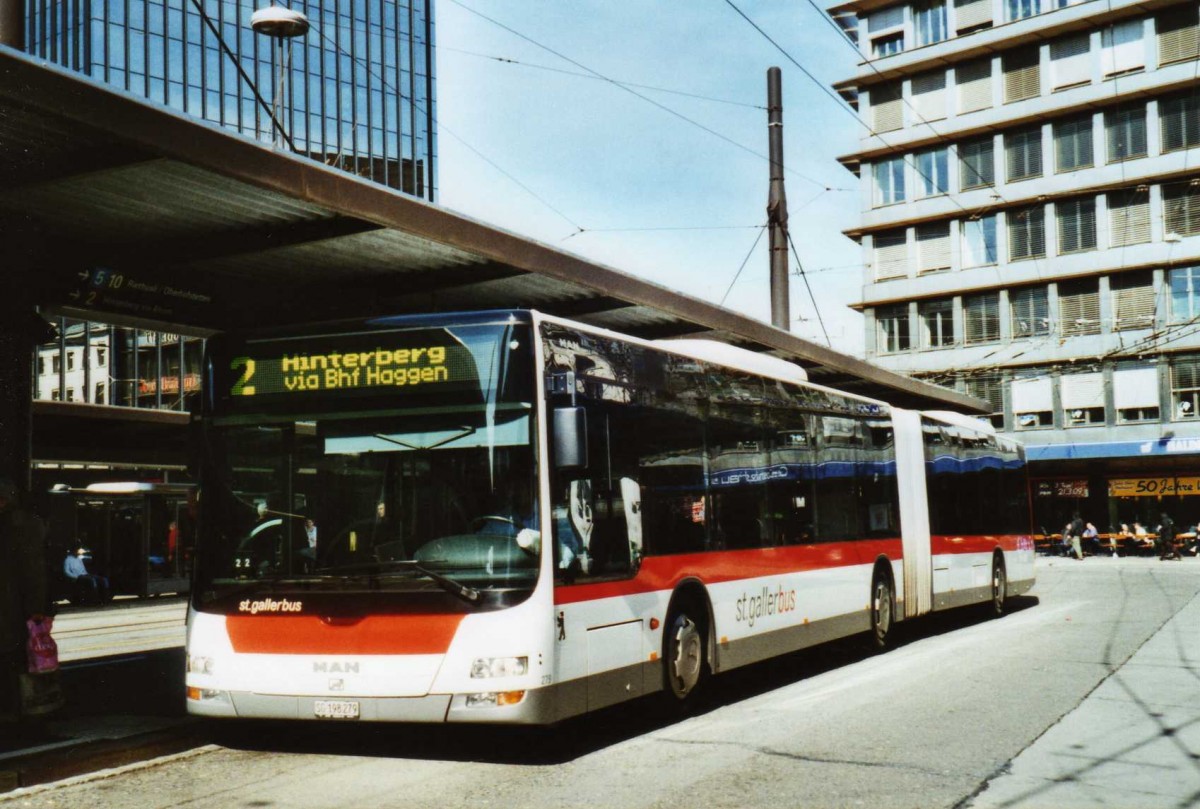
[187, 687, 559, 724]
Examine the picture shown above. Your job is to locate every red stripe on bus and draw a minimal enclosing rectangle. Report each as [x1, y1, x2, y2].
[225, 614, 464, 655]
[554, 534, 1028, 605]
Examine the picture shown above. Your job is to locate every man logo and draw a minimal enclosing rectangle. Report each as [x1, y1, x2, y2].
[313, 661, 360, 674]
[328, 679, 345, 692]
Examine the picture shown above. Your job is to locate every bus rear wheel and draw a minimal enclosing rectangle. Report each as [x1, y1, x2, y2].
[990, 555, 1007, 618]
[663, 605, 706, 705]
[870, 573, 894, 650]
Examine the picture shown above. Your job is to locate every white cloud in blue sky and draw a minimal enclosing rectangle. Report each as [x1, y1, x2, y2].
[435, 1, 867, 354]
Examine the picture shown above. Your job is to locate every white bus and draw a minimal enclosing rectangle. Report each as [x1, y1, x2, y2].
[185, 310, 1035, 723]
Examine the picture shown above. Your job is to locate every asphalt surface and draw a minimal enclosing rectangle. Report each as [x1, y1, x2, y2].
[1, 557, 1197, 809]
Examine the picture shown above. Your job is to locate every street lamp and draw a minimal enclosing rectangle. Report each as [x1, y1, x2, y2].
[250, 4, 309, 150]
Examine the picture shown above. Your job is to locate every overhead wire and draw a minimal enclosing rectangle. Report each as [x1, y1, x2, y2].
[438, 45, 768, 110]
[446, 0, 851, 192]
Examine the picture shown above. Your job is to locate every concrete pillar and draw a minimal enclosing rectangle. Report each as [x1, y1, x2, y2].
[0, 0, 23, 50]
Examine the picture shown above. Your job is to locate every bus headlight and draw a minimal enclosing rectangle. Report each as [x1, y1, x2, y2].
[187, 655, 215, 675]
[470, 656, 528, 678]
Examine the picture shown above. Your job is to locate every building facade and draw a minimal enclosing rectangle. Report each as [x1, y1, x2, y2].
[24, 0, 436, 199]
[829, 0, 1200, 535]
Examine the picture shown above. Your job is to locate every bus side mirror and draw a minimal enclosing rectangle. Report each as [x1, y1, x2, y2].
[553, 407, 588, 470]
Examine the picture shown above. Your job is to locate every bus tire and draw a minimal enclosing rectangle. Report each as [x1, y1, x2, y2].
[663, 599, 708, 707]
[870, 570, 894, 651]
[990, 553, 1007, 618]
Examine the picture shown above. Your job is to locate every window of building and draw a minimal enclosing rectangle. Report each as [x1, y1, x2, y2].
[1054, 116, 1094, 171]
[1007, 205, 1046, 260]
[1105, 106, 1148, 162]
[1112, 271, 1156, 330]
[917, 222, 952, 272]
[1170, 266, 1200, 320]
[959, 136, 995, 189]
[874, 157, 906, 205]
[1057, 197, 1097, 254]
[1003, 47, 1041, 103]
[911, 71, 947, 123]
[919, 299, 955, 348]
[1108, 188, 1151, 246]
[956, 58, 993, 113]
[95, 346, 107, 366]
[964, 374, 1004, 427]
[913, 0, 948, 46]
[916, 147, 950, 196]
[1050, 34, 1091, 90]
[961, 215, 998, 267]
[1012, 375, 1053, 429]
[66, 350, 75, 372]
[1163, 180, 1200, 238]
[1006, 126, 1043, 181]
[873, 229, 909, 280]
[1011, 286, 1050, 337]
[955, 0, 993, 32]
[1005, 0, 1039, 23]
[872, 82, 904, 132]
[50, 389, 61, 402]
[1061, 372, 1105, 426]
[1171, 357, 1200, 420]
[877, 304, 912, 353]
[37, 357, 46, 376]
[868, 5, 905, 57]
[65, 388, 76, 403]
[1161, 91, 1200, 153]
[1157, 5, 1200, 66]
[1059, 278, 1101, 335]
[964, 292, 1000, 343]
[873, 33, 905, 58]
[1102, 19, 1146, 77]
[1114, 365, 1159, 422]
[95, 382, 106, 405]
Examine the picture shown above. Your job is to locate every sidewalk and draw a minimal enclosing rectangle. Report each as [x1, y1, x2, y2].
[0, 649, 199, 793]
[969, 577, 1200, 809]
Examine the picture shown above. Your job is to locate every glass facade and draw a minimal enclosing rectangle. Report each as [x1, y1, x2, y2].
[25, 0, 436, 199]
[35, 317, 204, 410]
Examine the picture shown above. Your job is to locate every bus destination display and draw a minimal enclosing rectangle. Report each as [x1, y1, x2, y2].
[225, 336, 477, 400]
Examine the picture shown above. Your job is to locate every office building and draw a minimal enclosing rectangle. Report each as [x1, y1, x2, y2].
[24, 0, 436, 198]
[829, 0, 1200, 533]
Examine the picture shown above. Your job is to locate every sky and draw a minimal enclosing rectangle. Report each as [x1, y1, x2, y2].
[432, 1, 869, 354]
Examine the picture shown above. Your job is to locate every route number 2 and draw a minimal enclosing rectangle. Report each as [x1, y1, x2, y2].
[231, 357, 256, 396]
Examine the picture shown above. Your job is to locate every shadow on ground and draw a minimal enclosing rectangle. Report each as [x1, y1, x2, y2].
[208, 595, 1039, 765]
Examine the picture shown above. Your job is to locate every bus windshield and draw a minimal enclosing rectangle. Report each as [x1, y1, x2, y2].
[193, 320, 539, 612]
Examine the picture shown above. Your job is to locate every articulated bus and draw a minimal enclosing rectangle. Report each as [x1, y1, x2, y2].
[185, 310, 1035, 723]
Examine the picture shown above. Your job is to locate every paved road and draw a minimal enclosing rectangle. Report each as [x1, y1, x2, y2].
[5, 558, 1198, 809]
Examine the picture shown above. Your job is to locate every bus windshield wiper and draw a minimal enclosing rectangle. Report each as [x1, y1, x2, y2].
[374, 560, 481, 604]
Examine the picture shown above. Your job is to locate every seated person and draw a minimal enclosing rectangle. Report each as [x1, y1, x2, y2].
[64, 545, 110, 602]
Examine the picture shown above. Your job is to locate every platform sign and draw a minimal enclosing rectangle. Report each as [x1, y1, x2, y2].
[62, 267, 214, 322]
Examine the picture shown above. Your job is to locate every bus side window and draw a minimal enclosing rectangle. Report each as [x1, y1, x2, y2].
[553, 475, 639, 580]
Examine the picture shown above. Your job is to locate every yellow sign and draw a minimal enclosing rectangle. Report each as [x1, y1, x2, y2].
[1109, 477, 1200, 497]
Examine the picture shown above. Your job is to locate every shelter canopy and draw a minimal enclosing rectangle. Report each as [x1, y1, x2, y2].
[0, 49, 983, 412]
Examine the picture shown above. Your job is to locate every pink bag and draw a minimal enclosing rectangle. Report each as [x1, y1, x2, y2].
[26, 617, 59, 674]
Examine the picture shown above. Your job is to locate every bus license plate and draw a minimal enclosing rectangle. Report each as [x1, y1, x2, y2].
[314, 700, 360, 720]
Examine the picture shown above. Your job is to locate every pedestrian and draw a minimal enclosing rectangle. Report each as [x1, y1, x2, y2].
[1157, 512, 1180, 561]
[0, 479, 48, 725]
[1068, 513, 1085, 560]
